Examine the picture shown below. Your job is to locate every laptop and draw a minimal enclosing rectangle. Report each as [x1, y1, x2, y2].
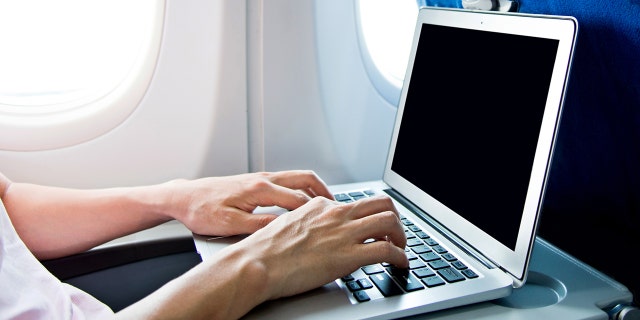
[194, 7, 578, 319]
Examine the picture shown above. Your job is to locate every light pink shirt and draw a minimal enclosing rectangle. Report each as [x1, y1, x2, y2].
[0, 199, 114, 319]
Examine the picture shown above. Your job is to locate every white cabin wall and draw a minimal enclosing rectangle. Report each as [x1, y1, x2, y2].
[0, 0, 249, 188]
[0, 0, 398, 188]
[249, 0, 345, 183]
[314, 0, 399, 184]
[254, 0, 397, 185]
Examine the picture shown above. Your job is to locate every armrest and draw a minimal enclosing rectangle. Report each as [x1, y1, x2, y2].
[41, 235, 196, 280]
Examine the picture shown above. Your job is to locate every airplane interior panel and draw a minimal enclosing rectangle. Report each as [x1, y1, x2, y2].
[0, 0, 638, 319]
[0, 1, 250, 188]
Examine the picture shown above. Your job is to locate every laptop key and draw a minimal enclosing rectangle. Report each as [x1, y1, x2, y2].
[411, 244, 432, 254]
[415, 231, 430, 239]
[353, 290, 371, 302]
[441, 253, 457, 261]
[409, 259, 427, 269]
[341, 274, 354, 282]
[392, 272, 424, 292]
[424, 238, 438, 246]
[432, 245, 447, 254]
[386, 266, 409, 277]
[422, 275, 445, 287]
[419, 252, 440, 262]
[428, 259, 450, 270]
[370, 272, 404, 297]
[346, 281, 362, 291]
[358, 278, 374, 289]
[462, 269, 479, 279]
[401, 218, 413, 226]
[413, 268, 436, 278]
[362, 264, 385, 275]
[438, 267, 465, 283]
[406, 238, 423, 247]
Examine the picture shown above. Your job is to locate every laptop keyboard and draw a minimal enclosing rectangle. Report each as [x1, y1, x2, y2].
[334, 190, 480, 303]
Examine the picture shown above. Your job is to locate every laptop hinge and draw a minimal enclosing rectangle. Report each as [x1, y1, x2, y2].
[383, 188, 501, 270]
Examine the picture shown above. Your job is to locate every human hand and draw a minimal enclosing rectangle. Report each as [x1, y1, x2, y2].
[229, 195, 409, 302]
[116, 192, 407, 320]
[162, 170, 334, 236]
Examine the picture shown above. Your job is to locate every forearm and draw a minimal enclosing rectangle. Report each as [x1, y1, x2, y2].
[2, 181, 174, 260]
[115, 195, 410, 319]
[115, 244, 268, 320]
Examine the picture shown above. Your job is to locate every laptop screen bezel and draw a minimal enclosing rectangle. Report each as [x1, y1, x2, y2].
[383, 7, 577, 287]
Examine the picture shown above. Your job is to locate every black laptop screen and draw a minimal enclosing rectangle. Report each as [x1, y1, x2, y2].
[391, 23, 559, 251]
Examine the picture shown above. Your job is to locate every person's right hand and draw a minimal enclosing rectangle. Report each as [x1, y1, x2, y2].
[230, 194, 408, 303]
[116, 194, 408, 320]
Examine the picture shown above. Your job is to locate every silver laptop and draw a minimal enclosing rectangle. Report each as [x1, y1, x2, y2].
[194, 7, 578, 319]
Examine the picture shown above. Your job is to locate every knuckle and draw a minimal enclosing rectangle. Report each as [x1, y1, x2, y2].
[247, 178, 271, 193]
[296, 189, 312, 200]
[379, 195, 395, 207]
[308, 196, 326, 205]
[255, 214, 275, 229]
[376, 241, 397, 260]
[364, 194, 394, 208]
[378, 210, 400, 224]
[311, 197, 345, 215]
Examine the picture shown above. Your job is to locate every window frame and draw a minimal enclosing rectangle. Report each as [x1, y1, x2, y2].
[0, 1, 165, 151]
[354, 0, 419, 107]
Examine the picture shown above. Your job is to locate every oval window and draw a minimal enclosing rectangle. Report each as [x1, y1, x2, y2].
[355, 0, 419, 105]
[0, 0, 164, 151]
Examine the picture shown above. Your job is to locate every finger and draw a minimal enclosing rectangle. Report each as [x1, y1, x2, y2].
[345, 195, 399, 220]
[270, 170, 334, 200]
[354, 240, 409, 269]
[353, 211, 407, 249]
[249, 183, 312, 211]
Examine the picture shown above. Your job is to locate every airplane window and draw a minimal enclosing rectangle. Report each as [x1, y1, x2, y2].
[356, 0, 419, 105]
[0, 0, 164, 151]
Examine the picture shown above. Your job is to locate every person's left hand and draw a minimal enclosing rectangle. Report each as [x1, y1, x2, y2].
[161, 170, 334, 236]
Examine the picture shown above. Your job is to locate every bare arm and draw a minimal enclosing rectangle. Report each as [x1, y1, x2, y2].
[1, 178, 173, 260]
[0, 170, 334, 260]
[1, 170, 408, 319]
[116, 196, 409, 320]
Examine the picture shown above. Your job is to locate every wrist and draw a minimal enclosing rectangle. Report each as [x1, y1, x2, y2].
[139, 179, 187, 222]
[195, 244, 272, 319]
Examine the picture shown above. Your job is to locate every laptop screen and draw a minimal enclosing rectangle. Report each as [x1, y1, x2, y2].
[390, 23, 560, 251]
